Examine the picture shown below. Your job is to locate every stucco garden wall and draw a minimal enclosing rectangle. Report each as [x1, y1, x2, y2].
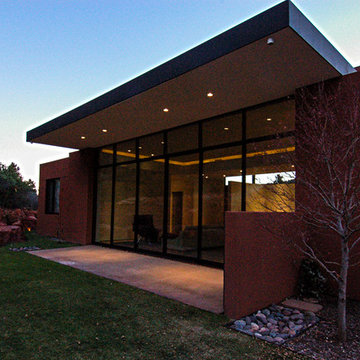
[37, 149, 96, 244]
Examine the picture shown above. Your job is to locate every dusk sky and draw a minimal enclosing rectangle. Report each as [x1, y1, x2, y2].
[1, 0, 360, 187]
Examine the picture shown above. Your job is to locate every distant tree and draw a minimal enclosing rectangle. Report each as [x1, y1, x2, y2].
[261, 77, 360, 342]
[0, 162, 37, 209]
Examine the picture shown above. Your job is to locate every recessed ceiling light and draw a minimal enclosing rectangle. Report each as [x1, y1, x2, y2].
[161, 141, 165, 145]
[127, 149, 131, 153]
[266, 118, 272, 122]
[224, 127, 229, 131]
[163, 108, 169, 112]
[151, 153, 155, 157]
[138, 146, 142, 150]
[205, 175, 209, 179]
[81, 136, 86, 140]
[207, 92, 214, 97]
[102, 129, 108, 133]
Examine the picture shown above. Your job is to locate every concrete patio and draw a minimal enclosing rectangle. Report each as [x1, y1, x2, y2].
[29, 245, 223, 313]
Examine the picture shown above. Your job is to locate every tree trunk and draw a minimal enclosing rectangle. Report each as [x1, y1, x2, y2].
[338, 241, 349, 342]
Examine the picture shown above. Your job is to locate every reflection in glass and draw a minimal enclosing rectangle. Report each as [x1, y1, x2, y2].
[139, 133, 164, 159]
[168, 123, 198, 154]
[167, 153, 199, 258]
[138, 160, 164, 252]
[203, 112, 242, 147]
[98, 145, 114, 166]
[202, 146, 242, 263]
[95, 167, 112, 243]
[247, 99, 295, 139]
[113, 163, 137, 247]
[116, 140, 136, 163]
[246, 137, 295, 212]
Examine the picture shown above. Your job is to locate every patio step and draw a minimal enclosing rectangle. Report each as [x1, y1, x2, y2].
[282, 299, 323, 313]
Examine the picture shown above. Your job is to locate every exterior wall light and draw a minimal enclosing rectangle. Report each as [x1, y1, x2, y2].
[81, 136, 86, 140]
[267, 37, 274, 45]
[207, 92, 214, 97]
[224, 127, 229, 131]
[102, 129, 108, 133]
[163, 108, 169, 112]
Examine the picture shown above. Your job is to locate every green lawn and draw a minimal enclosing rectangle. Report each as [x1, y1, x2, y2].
[0, 234, 307, 360]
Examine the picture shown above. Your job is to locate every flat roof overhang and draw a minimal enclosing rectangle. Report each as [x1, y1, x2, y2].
[27, 0, 356, 149]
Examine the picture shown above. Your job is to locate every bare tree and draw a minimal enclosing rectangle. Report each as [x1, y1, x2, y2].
[257, 76, 360, 342]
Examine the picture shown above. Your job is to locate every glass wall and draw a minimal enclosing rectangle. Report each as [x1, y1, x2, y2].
[138, 159, 164, 252]
[113, 163, 137, 247]
[246, 137, 295, 212]
[95, 98, 295, 265]
[167, 153, 199, 258]
[202, 146, 242, 262]
[95, 167, 112, 244]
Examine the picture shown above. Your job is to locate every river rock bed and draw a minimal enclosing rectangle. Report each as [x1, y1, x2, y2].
[229, 304, 319, 344]
[9, 246, 41, 252]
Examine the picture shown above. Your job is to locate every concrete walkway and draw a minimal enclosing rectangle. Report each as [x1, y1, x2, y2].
[29, 245, 223, 313]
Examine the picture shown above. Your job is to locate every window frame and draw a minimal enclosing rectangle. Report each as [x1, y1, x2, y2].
[45, 178, 60, 214]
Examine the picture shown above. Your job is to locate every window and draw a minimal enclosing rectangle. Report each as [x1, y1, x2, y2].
[46, 178, 60, 214]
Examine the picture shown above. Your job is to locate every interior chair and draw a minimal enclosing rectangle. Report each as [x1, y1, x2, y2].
[132, 215, 159, 243]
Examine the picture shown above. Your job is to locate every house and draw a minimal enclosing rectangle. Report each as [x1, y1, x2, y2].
[27, 1, 360, 318]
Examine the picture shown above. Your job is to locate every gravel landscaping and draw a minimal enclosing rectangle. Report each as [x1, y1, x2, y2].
[285, 299, 360, 360]
[229, 304, 319, 344]
[8, 246, 40, 252]
[230, 298, 360, 360]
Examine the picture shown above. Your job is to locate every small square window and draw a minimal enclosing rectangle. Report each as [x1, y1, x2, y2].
[46, 178, 60, 214]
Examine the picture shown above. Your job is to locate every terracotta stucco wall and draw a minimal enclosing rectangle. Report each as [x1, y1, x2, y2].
[37, 149, 96, 244]
[224, 212, 300, 318]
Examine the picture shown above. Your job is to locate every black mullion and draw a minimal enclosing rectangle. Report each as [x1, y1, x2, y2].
[134, 138, 140, 250]
[197, 123, 203, 261]
[162, 131, 168, 255]
[245, 130, 295, 145]
[114, 159, 138, 166]
[91, 153, 99, 244]
[241, 110, 247, 211]
[110, 144, 116, 245]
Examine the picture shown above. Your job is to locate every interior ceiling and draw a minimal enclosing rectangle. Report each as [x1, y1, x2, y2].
[31, 27, 341, 150]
